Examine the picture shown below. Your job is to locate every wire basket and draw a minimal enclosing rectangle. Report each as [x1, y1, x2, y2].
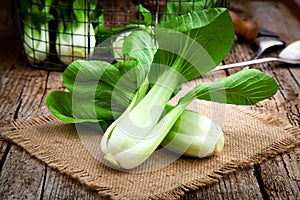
[12, 0, 229, 71]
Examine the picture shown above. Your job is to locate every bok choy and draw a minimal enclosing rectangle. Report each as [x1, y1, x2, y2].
[100, 9, 278, 169]
[56, 0, 97, 65]
[46, 6, 279, 170]
[21, 0, 53, 63]
[161, 109, 225, 158]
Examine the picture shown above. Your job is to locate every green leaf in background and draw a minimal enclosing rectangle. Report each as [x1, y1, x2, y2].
[19, 0, 53, 26]
[134, 4, 153, 26]
[160, 0, 229, 22]
[20, 0, 53, 63]
[183, 69, 279, 105]
[72, 0, 98, 22]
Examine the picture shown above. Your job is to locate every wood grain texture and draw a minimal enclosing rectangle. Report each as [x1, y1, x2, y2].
[258, 148, 300, 200]
[183, 167, 263, 200]
[42, 168, 107, 200]
[0, 0, 299, 199]
[0, 145, 45, 199]
[244, 0, 300, 127]
[0, 139, 9, 169]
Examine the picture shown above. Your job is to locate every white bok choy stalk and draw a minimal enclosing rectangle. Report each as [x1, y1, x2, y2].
[161, 108, 224, 158]
[56, 0, 97, 65]
[101, 67, 184, 169]
[24, 23, 50, 63]
[22, 0, 53, 63]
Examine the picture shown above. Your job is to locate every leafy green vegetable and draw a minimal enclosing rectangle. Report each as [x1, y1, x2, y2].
[99, 8, 240, 169]
[55, 0, 97, 65]
[100, 8, 278, 169]
[46, 90, 118, 123]
[46, 3, 278, 170]
[20, 0, 53, 63]
[46, 60, 134, 123]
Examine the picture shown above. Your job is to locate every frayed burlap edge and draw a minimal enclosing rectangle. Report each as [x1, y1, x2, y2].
[1, 107, 300, 200]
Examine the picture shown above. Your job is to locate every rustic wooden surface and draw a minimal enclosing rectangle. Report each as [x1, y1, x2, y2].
[0, 0, 299, 199]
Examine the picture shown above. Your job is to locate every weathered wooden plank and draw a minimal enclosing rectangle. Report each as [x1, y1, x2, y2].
[225, 0, 300, 127]
[248, 1, 300, 43]
[258, 147, 300, 200]
[42, 168, 107, 200]
[0, 63, 102, 199]
[0, 1, 299, 200]
[13, 69, 49, 119]
[0, 139, 9, 167]
[39, 71, 65, 116]
[183, 167, 262, 200]
[245, 0, 300, 127]
[0, 50, 27, 124]
[0, 63, 49, 199]
[0, 145, 45, 199]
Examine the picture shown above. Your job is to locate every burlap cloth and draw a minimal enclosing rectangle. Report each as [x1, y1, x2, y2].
[1, 100, 300, 199]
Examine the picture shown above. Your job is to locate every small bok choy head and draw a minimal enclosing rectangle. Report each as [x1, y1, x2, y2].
[92, 4, 153, 62]
[161, 107, 225, 158]
[56, 0, 97, 65]
[21, 0, 53, 63]
[100, 8, 279, 170]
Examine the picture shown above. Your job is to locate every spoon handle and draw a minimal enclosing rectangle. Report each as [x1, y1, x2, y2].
[213, 57, 279, 71]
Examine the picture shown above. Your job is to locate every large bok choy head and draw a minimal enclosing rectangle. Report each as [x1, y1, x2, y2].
[100, 8, 278, 170]
[100, 8, 233, 170]
[46, 3, 279, 171]
[20, 0, 53, 63]
[56, 0, 97, 65]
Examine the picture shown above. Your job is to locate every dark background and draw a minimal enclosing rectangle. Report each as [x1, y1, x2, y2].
[0, 1, 14, 39]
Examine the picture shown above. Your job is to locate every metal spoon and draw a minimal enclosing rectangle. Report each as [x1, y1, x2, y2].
[251, 36, 286, 60]
[214, 40, 300, 71]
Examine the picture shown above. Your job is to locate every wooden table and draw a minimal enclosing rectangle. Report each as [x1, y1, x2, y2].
[1, 0, 299, 199]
